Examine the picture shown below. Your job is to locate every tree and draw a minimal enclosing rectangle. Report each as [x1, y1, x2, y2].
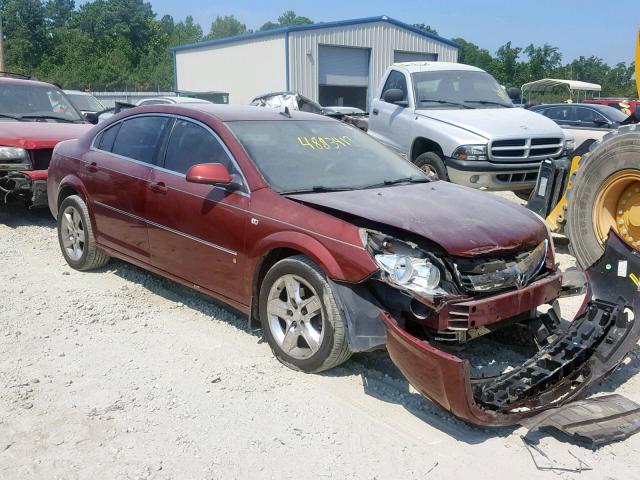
[205, 15, 248, 40]
[0, 0, 50, 72]
[259, 10, 312, 31]
[412, 23, 438, 35]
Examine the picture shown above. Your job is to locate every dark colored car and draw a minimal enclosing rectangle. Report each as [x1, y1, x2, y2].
[531, 103, 628, 129]
[46, 104, 640, 427]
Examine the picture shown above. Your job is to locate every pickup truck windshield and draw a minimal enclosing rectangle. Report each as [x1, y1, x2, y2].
[413, 70, 513, 109]
[65, 93, 105, 113]
[228, 120, 426, 193]
[0, 83, 84, 122]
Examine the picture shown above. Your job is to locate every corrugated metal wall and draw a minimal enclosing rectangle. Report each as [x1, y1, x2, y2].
[288, 21, 458, 106]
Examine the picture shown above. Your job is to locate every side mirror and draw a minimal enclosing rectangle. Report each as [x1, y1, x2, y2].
[382, 89, 407, 106]
[84, 112, 99, 125]
[186, 163, 242, 191]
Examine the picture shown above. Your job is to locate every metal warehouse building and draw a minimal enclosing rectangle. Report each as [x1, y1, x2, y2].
[172, 15, 459, 110]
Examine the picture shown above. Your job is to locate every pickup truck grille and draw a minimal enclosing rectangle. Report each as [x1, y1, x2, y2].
[31, 149, 53, 170]
[490, 137, 563, 161]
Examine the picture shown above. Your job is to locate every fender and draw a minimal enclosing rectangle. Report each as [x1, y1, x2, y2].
[52, 174, 92, 221]
[249, 230, 351, 281]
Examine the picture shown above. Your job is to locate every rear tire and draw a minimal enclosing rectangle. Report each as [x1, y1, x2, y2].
[414, 152, 449, 181]
[259, 255, 352, 373]
[57, 195, 110, 271]
[566, 126, 640, 269]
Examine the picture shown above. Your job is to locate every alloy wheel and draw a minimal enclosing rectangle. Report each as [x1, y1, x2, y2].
[266, 274, 324, 360]
[61, 205, 86, 261]
[421, 164, 439, 181]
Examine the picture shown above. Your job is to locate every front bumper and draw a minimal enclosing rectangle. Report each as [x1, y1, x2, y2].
[381, 231, 640, 426]
[444, 157, 542, 191]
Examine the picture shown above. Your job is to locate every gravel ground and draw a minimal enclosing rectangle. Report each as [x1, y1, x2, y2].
[1, 192, 640, 480]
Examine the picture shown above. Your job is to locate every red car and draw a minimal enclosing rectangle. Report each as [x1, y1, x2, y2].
[47, 104, 640, 428]
[0, 76, 91, 206]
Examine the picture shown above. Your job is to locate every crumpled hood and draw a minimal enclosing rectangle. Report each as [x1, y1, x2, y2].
[288, 182, 547, 257]
[416, 107, 564, 141]
[0, 122, 91, 149]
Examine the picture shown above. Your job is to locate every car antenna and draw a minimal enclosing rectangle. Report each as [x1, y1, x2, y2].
[279, 105, 291, 118]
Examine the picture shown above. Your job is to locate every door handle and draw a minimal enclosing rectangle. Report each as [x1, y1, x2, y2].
[148, 181, 168, 194]
[372, 109, 379, 115]
[85, 162, 98, 173]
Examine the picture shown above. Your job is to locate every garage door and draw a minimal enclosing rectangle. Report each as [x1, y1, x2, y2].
[318, 46, 370, 110]
[394, 51, 438, 63]
[318, 46, 369, 86]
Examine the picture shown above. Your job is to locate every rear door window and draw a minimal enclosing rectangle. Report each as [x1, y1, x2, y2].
[544, 106, 573, 123]
[112, 116, 170, 164]
[162, 119, 237, 175]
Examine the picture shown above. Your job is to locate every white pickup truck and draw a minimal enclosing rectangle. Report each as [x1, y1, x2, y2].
[367, 62, 574, 191]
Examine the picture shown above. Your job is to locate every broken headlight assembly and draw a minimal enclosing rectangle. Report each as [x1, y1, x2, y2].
[375, 254, 444, 295]
[361, 229, 453, 298]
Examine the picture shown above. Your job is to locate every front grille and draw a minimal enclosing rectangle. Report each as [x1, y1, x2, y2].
[490, 137, 563, 161]
[30, 149, 53, 170]
[455, 241, 548, 293]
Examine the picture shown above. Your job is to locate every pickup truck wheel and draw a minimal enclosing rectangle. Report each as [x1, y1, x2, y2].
[57, 195, 110, 271]
[259, 255, 352, 373]
[415, 152, 449, 181]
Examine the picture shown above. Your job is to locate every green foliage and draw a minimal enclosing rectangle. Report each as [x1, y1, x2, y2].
[0, 2, 634, 97]
[412, 24, 438, 35]
[453, 37, 635, 97]
[259, 10, 312, 31]
[205, 15, 248, 40]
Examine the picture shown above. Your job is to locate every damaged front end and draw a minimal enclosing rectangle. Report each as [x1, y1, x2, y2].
[0, 170, 48, 207]
[379, 231, 640, 427]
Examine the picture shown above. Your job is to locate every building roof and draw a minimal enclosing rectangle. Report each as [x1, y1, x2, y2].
[172, 15, 460, 53]
[521, 78, 602, 93]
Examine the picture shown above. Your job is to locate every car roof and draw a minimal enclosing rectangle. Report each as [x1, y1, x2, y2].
[0, 76, 61, 89]
[392, 61, 485, 74]
[533, 103, 613, 111]
[134, 103, 333, 122]
[140, 96, 211, 104]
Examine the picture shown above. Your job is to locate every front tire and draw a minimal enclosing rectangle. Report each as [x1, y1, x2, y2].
[259, 255, 352, 373]
[414, 152, 449, 181]
[57, 195, 110, 271]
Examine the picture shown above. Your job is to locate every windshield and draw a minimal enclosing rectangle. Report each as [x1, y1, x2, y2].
[66, 93, 104, 113]
[227, 120, 426, 193]
[599, 105, 628, 123]
[0, 83, 84, 122]
[413, 70, 513, 109]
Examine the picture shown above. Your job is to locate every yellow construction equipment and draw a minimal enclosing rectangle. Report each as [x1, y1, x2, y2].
[528, 29, 640, 268]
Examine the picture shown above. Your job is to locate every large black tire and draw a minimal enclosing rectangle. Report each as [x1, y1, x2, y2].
[259, 255, 352, 373]
[57, 195, 110, 271]
[414, 152, 449, 181]
[566, 125, 640, 269]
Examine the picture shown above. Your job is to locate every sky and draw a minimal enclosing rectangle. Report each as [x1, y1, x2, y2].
[128, 0, 638, 65]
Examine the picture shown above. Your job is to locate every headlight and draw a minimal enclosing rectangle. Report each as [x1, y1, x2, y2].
[452, 144, 487, 161]
[0, 146, 30, 164]
[375, 254, 442, 295]
[563, 138, 575, 152]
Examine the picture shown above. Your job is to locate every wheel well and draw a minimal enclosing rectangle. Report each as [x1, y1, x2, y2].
[250, 248, 304, 328]
[57, 185, 80, 207]
[411, 137, 443, 162]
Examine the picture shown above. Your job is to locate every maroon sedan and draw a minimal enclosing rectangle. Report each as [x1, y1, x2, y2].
[47, 105, 640, 428]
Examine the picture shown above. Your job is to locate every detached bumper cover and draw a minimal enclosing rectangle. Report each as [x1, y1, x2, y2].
[383, 231, 640, 427]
